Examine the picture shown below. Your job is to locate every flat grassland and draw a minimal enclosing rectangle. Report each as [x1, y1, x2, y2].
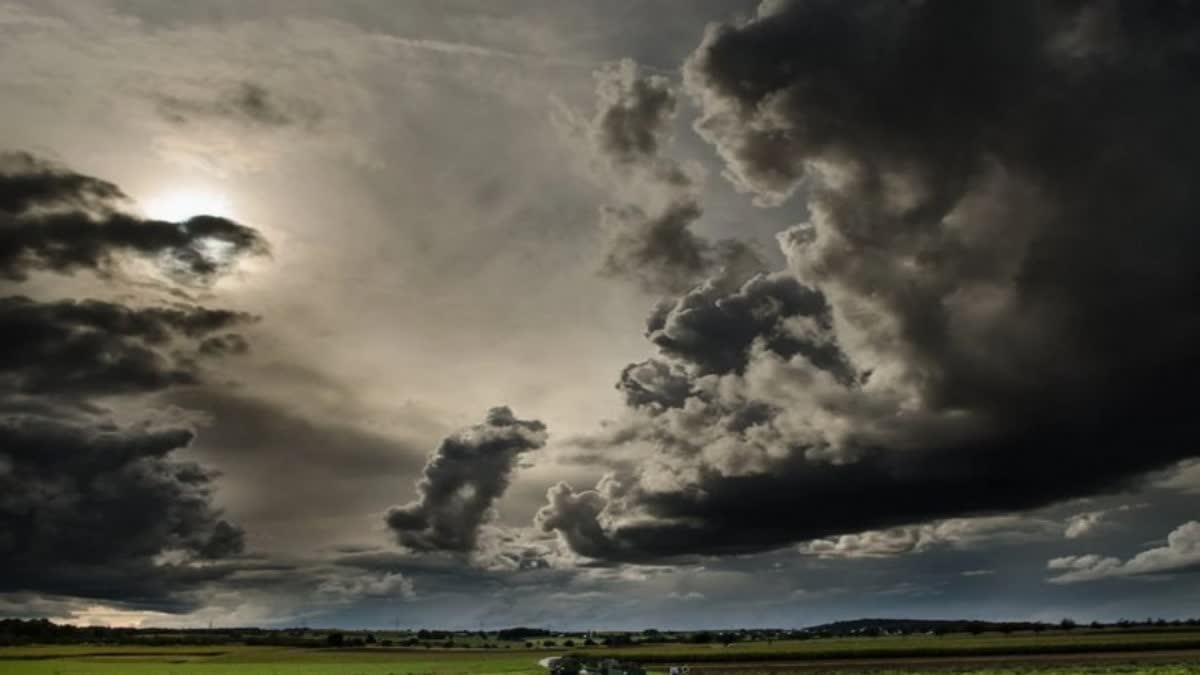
[5, 630, 1200, 674]
[0, 644, 552, 674]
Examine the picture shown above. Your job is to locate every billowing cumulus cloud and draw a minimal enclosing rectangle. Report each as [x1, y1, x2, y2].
[0, 152, 267, 284]
[387, 407, 547, 553]
[646, 271, 851, 378]
[616, 359, 693, 411]
[1048, 521, 1200, 584]
[536, 480, 618, 561]
[568, 59, 761, 294]
[539, 0, 1200, 562]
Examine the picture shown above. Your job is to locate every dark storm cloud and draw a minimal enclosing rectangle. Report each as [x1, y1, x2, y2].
[155, 81, 322, 128]
[0, 295, 254, 397]
[598, 199, 762, 295]
[0, 413, 244, 605]
[0, 152, 125, 215]
[581, 60, 762, 294]
[594, 62, 678, 167]
[0, 156, 264, 609]
[616, 359, 692, 410]
[0, 152, 268, 283]
[645, 271, 852, 378]
[599, 201, 708, 293]
[539, 0, 1200, 562]
[386, 407, 547, 553]
[197, 332, 251, 357]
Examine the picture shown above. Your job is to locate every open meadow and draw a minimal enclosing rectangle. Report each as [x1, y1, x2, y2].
[6, 630, 1200, 675]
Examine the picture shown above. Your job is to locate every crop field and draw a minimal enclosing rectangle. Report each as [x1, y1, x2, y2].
[5, 631, 1200, 675]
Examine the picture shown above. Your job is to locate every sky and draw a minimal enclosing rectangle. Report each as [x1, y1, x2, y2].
[3, 0, 1200, 630]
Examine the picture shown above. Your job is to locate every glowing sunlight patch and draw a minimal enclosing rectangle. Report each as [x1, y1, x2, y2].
[65, 604, 172, 628]
[142, 189, 233, 223]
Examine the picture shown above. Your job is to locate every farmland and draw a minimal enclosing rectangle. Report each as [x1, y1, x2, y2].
[5, 629, 1200, 674]
[0, 644, 551, 674]
[571, 629, 1200, 663]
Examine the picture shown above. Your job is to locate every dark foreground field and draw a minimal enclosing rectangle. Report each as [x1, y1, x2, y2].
[5, 630, 1200, 674]
[573, 630, 1200, 664]
[683, 650, 1200, 673]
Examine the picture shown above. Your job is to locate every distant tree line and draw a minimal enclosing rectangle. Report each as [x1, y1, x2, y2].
[0, 618, 274, 646]
[5, 617, 1200, 647]
[497, 627, 551, 641]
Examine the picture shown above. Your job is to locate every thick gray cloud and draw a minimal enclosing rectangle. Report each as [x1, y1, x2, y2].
[616, 359, 692, 410]
[0, 152, 125, 214]
[0, 152, 268, 283]
[386, 407, 547, 553]
[536, 479, 621, 561]
[0, 295, 253, 398]
[593, 61, 678, 167]
[646, 271, 851, 378]
[576, 60, 761, 294]
[539, 0, 1200, 562]
[598, 200, 709, 293]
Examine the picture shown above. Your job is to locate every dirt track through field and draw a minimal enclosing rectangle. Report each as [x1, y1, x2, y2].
[683, 647, 1200, 672]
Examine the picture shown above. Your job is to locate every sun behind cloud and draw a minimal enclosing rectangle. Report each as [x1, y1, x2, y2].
[142, 188, 233, 222]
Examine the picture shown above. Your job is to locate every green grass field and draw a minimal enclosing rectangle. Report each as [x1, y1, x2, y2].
[5, 630, 1200, 675]
[0, 644, 553, 675]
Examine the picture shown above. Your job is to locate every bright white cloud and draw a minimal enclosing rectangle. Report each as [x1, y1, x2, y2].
[1063, 504, 1144, 539]
[1047, 521, 1200, 583]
